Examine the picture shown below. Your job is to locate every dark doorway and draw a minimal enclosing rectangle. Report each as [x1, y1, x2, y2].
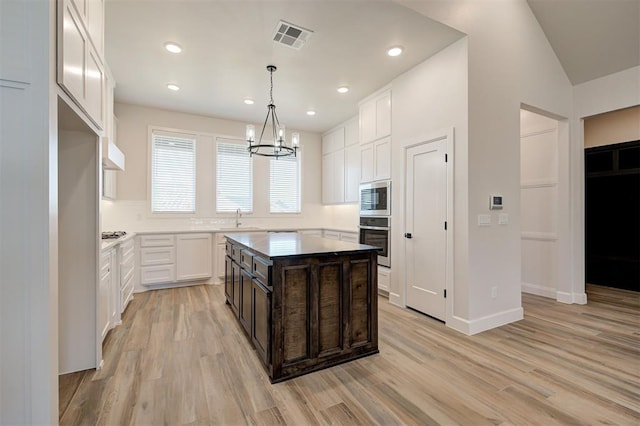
[585, 140, 640, 291]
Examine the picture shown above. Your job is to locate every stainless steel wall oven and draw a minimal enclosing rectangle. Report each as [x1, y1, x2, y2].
[359, 216, 390, 267]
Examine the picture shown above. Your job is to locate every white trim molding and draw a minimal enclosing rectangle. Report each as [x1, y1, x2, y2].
[522, 282, 556, 299]
[447, 307, 524, 335]
[557, 291, 587, 305]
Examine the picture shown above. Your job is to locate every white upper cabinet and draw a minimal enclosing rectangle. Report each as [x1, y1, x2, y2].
[359, 87, 391, 182]
[322, 117, 360, 205]
[360, 136, 391, 183]
[57, 0, 106, 130]
[359, 87, 391, 145]
[322, 127, 345, 154]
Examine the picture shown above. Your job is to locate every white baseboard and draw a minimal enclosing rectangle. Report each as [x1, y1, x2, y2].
[522, 282, 556, 299]
[447, 307, 524, 335]
[556, 291, 587, 304]
[389, 291, 402, 307]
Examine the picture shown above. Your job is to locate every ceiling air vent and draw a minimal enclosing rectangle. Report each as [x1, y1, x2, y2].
[273, 20, 313, 50]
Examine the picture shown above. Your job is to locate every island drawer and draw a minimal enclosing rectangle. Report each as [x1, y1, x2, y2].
[226, 242, 242, 263]
[241, 250, 253, 270]
[252, 256, 272, 286]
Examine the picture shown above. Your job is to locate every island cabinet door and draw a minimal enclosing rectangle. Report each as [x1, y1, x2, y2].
[348, 255, 378, 349]
[252, 278, 271, 366]
[239, 268, 253, 334]
[231, 261, 241, 316]
[224, 256, 233, 303]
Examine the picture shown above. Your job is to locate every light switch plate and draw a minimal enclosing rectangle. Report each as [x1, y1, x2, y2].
[498, 213, 509, 225]
[478, 214, 491, 226]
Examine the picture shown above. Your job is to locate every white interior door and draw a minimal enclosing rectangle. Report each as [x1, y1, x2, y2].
[405, 139, 447, 321]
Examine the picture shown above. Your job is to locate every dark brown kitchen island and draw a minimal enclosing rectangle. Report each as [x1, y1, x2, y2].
[224, 232, 379, 383]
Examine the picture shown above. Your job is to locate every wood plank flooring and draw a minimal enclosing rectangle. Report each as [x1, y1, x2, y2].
[60, 284, 640, 425]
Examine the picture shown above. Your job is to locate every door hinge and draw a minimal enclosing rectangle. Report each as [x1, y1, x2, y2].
[444, 221, 447, 230]
[444, 289, 447, 298]
[445, 153, 448, 162]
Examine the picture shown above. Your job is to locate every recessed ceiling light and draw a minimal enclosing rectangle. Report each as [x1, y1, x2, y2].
[306, 110, 316, 116]
[387, 46, 403, 57]
[166, 83, 180, 91]
[164, 42, 182, 53]
[337, 86, 349, 94]
[244, 98, 255, 105]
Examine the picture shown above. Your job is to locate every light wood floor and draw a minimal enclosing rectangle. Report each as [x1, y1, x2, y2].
[60, 284, 640, 425]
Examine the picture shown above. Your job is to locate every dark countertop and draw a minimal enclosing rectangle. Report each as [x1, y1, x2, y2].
[224, 232, 380, 260]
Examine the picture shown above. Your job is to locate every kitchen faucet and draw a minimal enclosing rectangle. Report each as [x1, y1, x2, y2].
[235, 208, 242, 228]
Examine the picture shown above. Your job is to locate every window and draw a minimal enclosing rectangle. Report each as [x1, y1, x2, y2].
[151, 131, 196, 213]
[216, 139, 253, 212]
[270, 154, 301, 213]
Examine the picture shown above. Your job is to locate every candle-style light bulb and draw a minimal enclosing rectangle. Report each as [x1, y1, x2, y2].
[292, 132, 300, 148]
[246, 124, 255, 145]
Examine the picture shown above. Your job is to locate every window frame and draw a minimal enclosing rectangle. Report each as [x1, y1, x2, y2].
[148, 127, 197, 215]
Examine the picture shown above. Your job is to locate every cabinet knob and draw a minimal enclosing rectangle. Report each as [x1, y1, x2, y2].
[404, 233, 412, 239]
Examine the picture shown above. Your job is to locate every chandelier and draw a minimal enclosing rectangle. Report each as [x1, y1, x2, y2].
[246, 65, 299, 158]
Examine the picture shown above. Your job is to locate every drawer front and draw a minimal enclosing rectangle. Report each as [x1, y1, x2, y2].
[339, 232, 359, 243]
[232, 246, 242, 264]
[140, 264, 176, 285]
[241, 250, 253, 271]
[252, 256, 272, 286]
[140, 234, 175, 247]
[323, 230, 340, 240]
[378, 267, 390, 292]
[140, 246, 175, 266]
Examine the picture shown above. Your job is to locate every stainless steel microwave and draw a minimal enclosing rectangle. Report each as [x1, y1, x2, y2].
[359, 180, 391, 216]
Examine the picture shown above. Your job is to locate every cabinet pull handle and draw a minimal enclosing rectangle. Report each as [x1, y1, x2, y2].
[404, 233, 412, 239]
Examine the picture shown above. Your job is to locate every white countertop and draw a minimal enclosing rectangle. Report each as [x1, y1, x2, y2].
[130, 226, 358, 235]
[99, 227, 358, 251]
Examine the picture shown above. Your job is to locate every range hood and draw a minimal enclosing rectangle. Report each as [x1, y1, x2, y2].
[102, 137, 125, 171]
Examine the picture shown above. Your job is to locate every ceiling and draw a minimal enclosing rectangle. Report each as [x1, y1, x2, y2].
[105, 1, 639, 135]
[105, 1, 464, 134]
[527, 0, 640, 85]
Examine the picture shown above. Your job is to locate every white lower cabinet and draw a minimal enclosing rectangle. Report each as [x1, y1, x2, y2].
[99, 249, 113, 342]
[298, 229, 323, 237]
[176, 233, 212, 281]
[323, 230, 359, 243]
[378, 266, 390, 294]
[339, 231, 359, 243]
[215, 233, 227, 283]
[140, 234, 176, 285]
[119, 238, 135, 313]
[140, 233, 212, 286]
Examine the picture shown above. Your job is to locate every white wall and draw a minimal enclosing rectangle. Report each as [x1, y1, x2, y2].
[397, 0, 574, 333]
[391, 38, 469, 319]
[0, 0, 59, 423]
[104, 103, 329, 231]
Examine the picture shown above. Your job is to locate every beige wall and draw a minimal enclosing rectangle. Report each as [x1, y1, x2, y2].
[584, 105, 640, 148]
[104, 103, 327, 230]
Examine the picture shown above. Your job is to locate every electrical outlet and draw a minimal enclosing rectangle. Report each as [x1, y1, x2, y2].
[491, 286, 498, 299]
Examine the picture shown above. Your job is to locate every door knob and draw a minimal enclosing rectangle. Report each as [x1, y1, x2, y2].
[404, 233, 412, 239]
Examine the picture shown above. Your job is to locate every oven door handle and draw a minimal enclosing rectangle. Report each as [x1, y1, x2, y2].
[359, 226, 390, 231]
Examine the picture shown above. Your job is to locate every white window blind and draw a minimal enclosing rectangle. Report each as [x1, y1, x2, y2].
[216, 140, 253, 212]
[151, 132, 196, 213]
[270, 154, 301, 213]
